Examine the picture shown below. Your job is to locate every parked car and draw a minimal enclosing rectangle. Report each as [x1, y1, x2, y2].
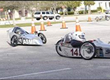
[105, 9, 110, 21]
[34, 11, 61, 20]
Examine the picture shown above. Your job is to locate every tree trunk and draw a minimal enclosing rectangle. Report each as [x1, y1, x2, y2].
[88, 5, 91, 14]
[12, 9, 16, 26]
[53, 2, 57, 21]
[21, 7, 25, 21]
[22, 7, 25, 17]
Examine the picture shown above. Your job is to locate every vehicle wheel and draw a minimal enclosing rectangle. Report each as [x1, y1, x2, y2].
[79, 41, 96, 60]
[56, 16, 60, 20]
[95, 17, 99, 22]
[10, 35, 18, 47]
[43, 16, 48, 20]
[38, 33, 47, 44]
[108, 41, 110, 44]
[49, 18, 54, 20]
[106, 17, 110, 21]
[55, 40, 65, 57]
[36, 18, 40, 20]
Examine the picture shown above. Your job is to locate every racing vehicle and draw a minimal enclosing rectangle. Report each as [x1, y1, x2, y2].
[55, 32, 110, 60]
[7, 27, 47, 47]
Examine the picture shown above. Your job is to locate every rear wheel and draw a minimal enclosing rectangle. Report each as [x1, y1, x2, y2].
[38, 33, 47, 44]
[95, 17, 99, 22]
[79, 41, 96, 60]
[10, 35, 18, 47]
[106, 17, 110, 21]
[43, 16, 48, 20]
[56, 40, 65, 57]
[56, 16, 60, 20]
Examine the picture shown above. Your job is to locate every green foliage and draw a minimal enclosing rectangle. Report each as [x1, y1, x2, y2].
[59, 10, 97, 15]
[97, 7, 102, 11]
[61, 1, 81, 8]
[79, 10, 97, 14]
[68, 11, 74, 15]
[84, 1, 95, 6]
[79, 11, 83, 14]
[59, 11, 74, 15]
[91, 10, 97, 13]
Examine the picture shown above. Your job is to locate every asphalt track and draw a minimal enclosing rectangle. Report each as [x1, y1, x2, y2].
[0, 20, 110, 79]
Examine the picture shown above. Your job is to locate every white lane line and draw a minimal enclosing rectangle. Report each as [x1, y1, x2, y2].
[0, 68, 71, 79]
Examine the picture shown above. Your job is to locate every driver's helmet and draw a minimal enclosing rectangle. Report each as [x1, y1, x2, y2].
[16, 29, 21, 35]
[73, 32, 86, 42]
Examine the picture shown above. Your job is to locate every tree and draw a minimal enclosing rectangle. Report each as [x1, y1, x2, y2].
[0, 1, 20, 26]
[60, 1, 82, 15]
[84, 1, 95, 14]
[62, 1, 81, 8]
[0, 1, 36, 25]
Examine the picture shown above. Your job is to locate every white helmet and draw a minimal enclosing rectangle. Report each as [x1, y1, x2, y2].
[73, 32, 86, 42]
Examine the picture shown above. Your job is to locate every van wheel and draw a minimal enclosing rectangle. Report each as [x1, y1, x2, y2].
[36, 18, 40, 20]
[43, 16, 48, 20]
[56, 16, 60, 20]
[49, 18, 54, 20]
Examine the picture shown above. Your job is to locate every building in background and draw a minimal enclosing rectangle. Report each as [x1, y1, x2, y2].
[78, 1, 110, 11]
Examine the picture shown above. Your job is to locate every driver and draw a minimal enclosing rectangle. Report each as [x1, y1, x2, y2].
[63, 31, 86, 47]
[16, 29, 21, 35]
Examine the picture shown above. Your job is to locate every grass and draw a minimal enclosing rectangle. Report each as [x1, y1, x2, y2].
[0, 20, 88, 28]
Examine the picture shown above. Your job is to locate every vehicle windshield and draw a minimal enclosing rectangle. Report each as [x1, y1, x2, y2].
[14, 27, 28, 34]
[35, 12, 40, 14]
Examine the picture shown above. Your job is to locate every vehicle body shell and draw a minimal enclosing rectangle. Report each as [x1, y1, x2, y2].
[55, 37, 110, 60]
[7, 27, 47, 46]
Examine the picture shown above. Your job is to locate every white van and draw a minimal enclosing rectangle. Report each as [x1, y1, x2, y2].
[34, 11, 61, 20]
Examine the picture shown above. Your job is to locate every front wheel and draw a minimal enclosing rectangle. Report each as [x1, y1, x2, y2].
[79, 41, 96, 60]
[38, 33, 47, 44]
[10, 35, 18, 47]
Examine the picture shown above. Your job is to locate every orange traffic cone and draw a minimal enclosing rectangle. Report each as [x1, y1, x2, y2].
[88, 16, 92, 22]
[40, 21, 46, 31]
[75, 23, 81, 32]
[47, 20, 52, 26]
[61, 19, 67, 29]
[31, 20, 36, 34]
[75, 17, 81, 32]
